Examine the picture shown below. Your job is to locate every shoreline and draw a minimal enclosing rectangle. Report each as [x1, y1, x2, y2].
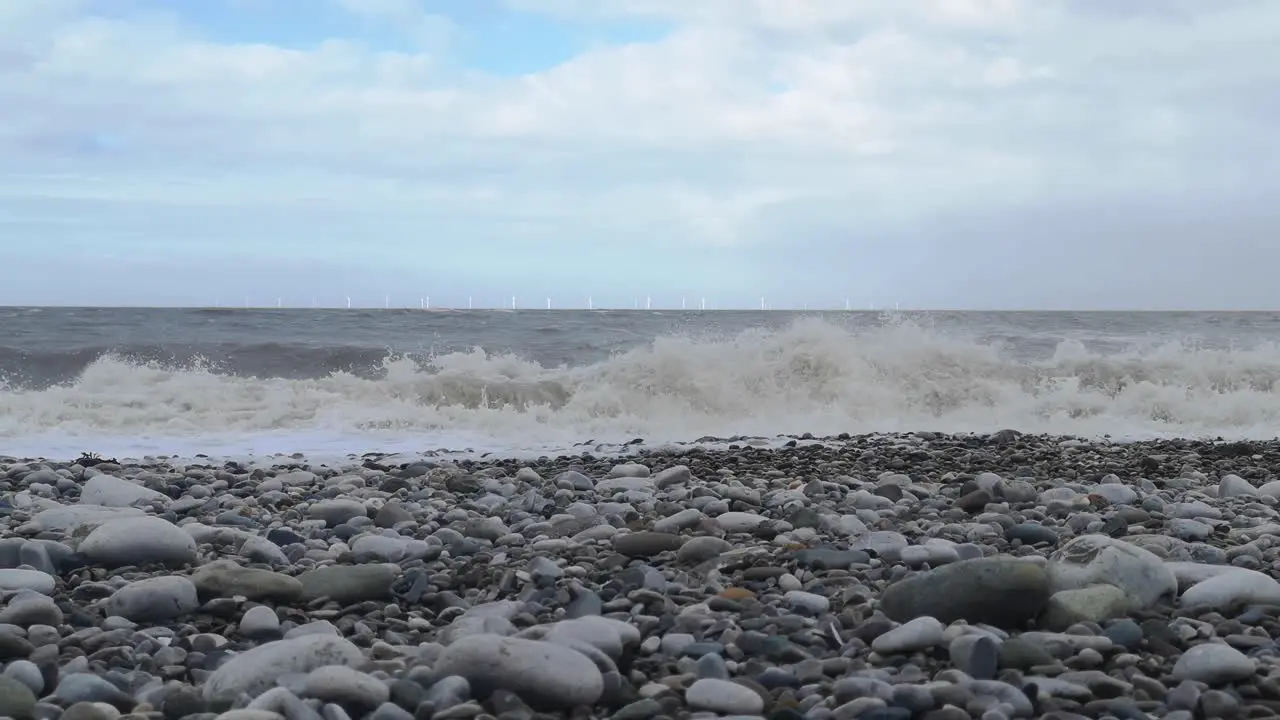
[1, 431, 1278, 718]
[5, 428, 1275, 469]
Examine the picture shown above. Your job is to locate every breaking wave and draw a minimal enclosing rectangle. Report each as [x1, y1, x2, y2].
[2, 317, 1279, 459]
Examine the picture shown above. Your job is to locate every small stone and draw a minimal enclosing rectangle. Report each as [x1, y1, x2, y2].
[612, 532, 684, 557]
[239, 605, 282, 639]
[1042, 585, 1130, 630]
[1046, 535, 1177, 611]
[203, 634, 366, 707]
[0, 675, 37, 719]
[0, 569, 56, 595]
[1004, 523, 1059, 546]
[309, 499, 368, 527]
[191, 560, 304, 602]
[784, 590, 830, 614]
[652, 508, 703, 534]
[79, 474, 170, 507]
[714, 512, 769, 533]
[949, 634, 999, 680]
[607, 463, 650, 479]
[1218, 474, 1257, 497]
[298, 564, 399, 604]
[998, 638, 1055, 670]
[612, 698, 662, 720]
[161, 685, 206, 719]
[718, 587, 756, 601]
[879, 556, 1050, 628]
[684, 679, 764, 715]
[1171, 643, 1255, 685]
[871, 617, 945, 654]
[78, 516, 197, 567]
[676, 536, 731, 564]
[0, 590, 63, 627]
[1103, 619, 1144, 650]
[103, 576, 199, 622]
[1198, 689, 1240, 719]
[301, 666, 390, 707]
[793, 547, 870, 570]
[434, 634, 604, 709]
[2, 660, 43, 696]
[60, 701, 118, 720]
[55, 674, 132, 708]
[422, 675, 470, 711]
[373, 502, 414, 528]
[1179, 568, 1280, 611]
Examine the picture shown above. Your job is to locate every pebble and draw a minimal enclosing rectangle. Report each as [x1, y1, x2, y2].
[948, 634, 999, 680]
[0, 589, 63, 627]
[1042, 584, 1130, 630]
[434, 634, 604, 709]
[203, 635, 365, 706]
[613, 532, 684, 557]
[879, 557, 1049, 628]
[239, 605, 283, 638]
[103, 576, 200, 622]
[191, 560, 305, 602]
[684, 678, 764, 715]
[1171, 643, 1256, 685]
[301, 666, 390, 707]
[871, 616, 946, 654]
[77, 516, 197, 567]
[297, 564, 399, 604]
[0, 569, 56, 595]
[0, 675, 37, 718]
[1179, 567, 1280, 610]
[1046, 534, 1178, 611]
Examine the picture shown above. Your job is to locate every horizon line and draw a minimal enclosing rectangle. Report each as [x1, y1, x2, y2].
[0, 305, 1275, 313]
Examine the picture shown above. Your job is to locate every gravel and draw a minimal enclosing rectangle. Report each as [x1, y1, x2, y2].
[2, 431, 1280, 719]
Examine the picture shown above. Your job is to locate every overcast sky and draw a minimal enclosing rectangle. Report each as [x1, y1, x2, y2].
[1, 0, 1278, 309]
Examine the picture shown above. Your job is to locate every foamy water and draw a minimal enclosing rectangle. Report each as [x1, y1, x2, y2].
[2, 312, 1279, 462]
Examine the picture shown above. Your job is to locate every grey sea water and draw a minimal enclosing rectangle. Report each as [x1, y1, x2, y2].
[2, 307, 1279, 459]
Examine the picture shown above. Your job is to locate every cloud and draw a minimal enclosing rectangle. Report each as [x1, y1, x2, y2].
[1, 0, 1277, 308]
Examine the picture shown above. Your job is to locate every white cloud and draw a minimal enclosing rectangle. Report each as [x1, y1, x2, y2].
[1, 0, 1278, 307]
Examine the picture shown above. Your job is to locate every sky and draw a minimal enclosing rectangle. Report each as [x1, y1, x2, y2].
[1, 0, 1278, 310]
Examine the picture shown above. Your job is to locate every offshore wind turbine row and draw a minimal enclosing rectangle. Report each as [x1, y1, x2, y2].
[212, 296, 895, 310]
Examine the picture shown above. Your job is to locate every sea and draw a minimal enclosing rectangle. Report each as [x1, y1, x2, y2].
[2, 307, 1279, 462]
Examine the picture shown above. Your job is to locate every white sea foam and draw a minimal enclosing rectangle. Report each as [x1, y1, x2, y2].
[2, 317, 1279, 461]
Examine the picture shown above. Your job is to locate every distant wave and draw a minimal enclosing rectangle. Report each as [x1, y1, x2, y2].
[2, 317, 1279, 459]
[0, 343, 405, 387]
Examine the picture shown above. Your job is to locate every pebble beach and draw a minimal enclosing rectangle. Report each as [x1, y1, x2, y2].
[4, 432, 1280, 720]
